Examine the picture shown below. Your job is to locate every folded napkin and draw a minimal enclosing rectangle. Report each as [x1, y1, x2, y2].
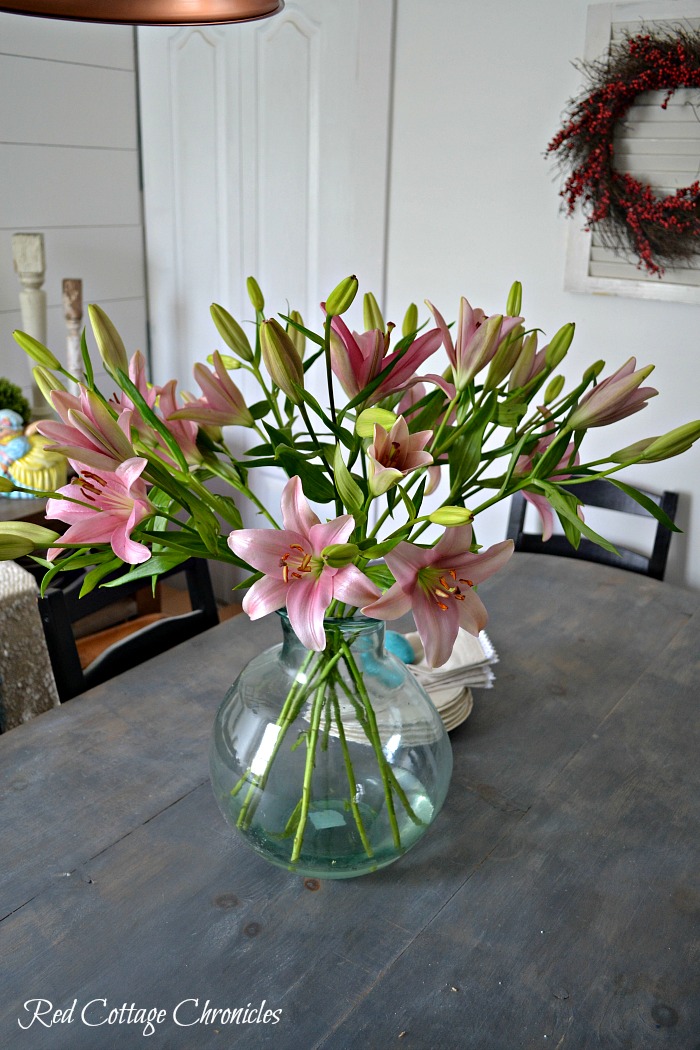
[404, 628, 499, 690]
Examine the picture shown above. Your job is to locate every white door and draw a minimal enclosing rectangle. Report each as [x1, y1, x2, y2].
[137, 1, 395, 597]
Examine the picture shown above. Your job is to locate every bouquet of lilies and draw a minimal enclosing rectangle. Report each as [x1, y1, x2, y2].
[2, 274, 698, 863]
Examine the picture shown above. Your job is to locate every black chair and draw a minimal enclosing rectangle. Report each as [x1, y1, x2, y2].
[506, 479, 679, 581]
[37, 559, 220, 703]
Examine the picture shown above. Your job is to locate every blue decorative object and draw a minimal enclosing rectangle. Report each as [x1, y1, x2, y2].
[385, 630, 416, 664]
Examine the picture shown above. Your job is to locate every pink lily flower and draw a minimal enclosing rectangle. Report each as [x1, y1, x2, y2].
[568, 358, 657, 430]
[110, 350, 159, 439]
[227, 476, 380, 651]
[168, 351, 254, 428]
[157, 380, 203, 465]
[367, 415, 433, 496]
[508, 332, 547, 391]
[38, 386, 135, 473]
[514, 413, 581, 541]
[426, 298, 523, 391]
[45, 457, 153, 564]
[328, 313, 442, 404]
[363, 526, 514, 668]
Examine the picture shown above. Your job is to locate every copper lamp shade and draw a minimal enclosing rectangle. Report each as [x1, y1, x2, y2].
[0, 0, 283, 24]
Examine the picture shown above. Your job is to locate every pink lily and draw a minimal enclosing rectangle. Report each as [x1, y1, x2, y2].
[426, 298, 523, 391]
[45, 457, 153, 564]
[328, 313, 442, 404]
[363, 526, 514, 667]
[110, 350, 159, 439]
[367, 415, 433, 496]
[568, 358, 657, 430]
[157, 380, 203, 465]
[168, 350, 254, 428]
[38, 386, 135, 473]
[508, 332, 547, 391]
[227, 476, 380, 651]
[514, 413, 581, 541]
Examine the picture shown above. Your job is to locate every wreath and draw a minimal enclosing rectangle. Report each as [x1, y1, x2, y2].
[547, 29, 700, 276]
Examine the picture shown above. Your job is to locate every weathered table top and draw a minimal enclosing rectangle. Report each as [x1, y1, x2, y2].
[1, 554, 699, 1049]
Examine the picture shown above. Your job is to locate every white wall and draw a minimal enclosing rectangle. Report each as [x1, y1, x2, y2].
[386, 0, 700, 589]
[0, 15, 148, 402]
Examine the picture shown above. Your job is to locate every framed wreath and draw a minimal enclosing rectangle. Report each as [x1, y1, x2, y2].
[547, 29, 700, 277]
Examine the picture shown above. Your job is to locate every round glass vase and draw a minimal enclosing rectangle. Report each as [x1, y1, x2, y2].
[209, 613, 453, 879]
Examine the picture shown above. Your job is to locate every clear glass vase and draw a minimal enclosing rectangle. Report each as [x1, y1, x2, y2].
[209, 613, 453, 879]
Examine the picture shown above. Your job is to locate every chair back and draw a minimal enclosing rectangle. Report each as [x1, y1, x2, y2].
[506, 480, 678, 581]
[37, 559, 219, 703]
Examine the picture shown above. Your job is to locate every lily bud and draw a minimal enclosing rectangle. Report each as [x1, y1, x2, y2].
[322, 542, 360, 568]
[287, 310, 306, 360]
[355, 407, 397, 439]
[88, 304, 129, 376]
[582, 360, 605, 384]
[260, 318, 304, 402]
[485, 323, 524, 390]
[0, 521, 60, 560]
[402, 303, 418, 337]
[210, 303, 254, 363]
[246, 276, 264, 312]
[508, 331, 538, 391]
[506, 280, 522, 318]
[363, 292, 384, 332]
[207, 353, 240, 370]
[13, 330, 61, 371]
[614, 420, 700, 463]
[545, 322, 575, 369]
[325, 275, 358, 317]
[33, 365, 67, 403]
[0, 476, 15, 493]
[428, 506, 474, 527]
[544, 375, 565, 404]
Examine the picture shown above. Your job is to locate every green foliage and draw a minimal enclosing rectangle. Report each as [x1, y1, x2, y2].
[0, 376, 31, 424]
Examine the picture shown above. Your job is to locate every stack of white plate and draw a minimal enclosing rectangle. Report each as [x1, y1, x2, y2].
[404, 629, 499, 732]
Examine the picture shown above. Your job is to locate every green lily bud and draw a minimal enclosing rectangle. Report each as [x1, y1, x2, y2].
[485, 323, 524, 390]
[322, 542, 360, 568]
[33, 365, 67, 403]
[582, 359, 605, 384]
[506, 280, 522, 317]
[544, 374, 565, 404]
[210, 303, 254, 363]
[0, 476, 15, 493]
[363, 292, 384, 332]
[0, 520, 60, 560]
[428, 506, 474, 527]
[325, 275, 358, 317]
[614, 420, 700, 463]
[88, 304, 129, 376]
[13, 330, 61, 371]
[246, 276, 264, 312]
[402, 303, 418, 337]
[355, 407, 397, 439]
[207, 352, 240, 370]
[260, 318, 304, 402]
[287, 310, 306, 360]
[545, 322, 575, 369]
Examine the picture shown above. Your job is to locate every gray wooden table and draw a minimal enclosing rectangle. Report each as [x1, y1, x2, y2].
[1, 554, 699, 1050]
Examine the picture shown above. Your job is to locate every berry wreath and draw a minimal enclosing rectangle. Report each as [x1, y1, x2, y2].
[547, 29, 700, 277]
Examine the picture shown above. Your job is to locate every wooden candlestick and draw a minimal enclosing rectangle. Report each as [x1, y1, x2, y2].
[63, 278, 83, 391]
[12, 232, 51, 418]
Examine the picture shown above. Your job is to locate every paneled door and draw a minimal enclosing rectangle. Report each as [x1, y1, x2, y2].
[137, 1, 395, 595]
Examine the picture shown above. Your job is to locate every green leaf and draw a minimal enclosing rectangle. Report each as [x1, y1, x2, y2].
[495, 399, 527, 428]
[79, 557, 123, 597]
[101, 553, 189, 587]
[274, 445, 336, 503]
[533, 481, 620, 555]
[364, 563, 395, 589]
[207, 492, 243, 530]
[263, 420, 294, 448]
[80, 328, 94, 388]
[607, 478, 681, 532]
[278, 312, 325, 349]
[249, 399, 271, 420]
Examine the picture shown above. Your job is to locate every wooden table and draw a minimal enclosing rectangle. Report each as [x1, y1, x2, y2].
[1, 554, 698, 1049]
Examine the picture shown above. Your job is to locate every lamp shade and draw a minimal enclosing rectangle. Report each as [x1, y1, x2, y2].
[0, 0, 283, 24]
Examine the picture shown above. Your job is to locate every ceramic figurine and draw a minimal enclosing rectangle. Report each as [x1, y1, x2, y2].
[0, 409, 67, 498]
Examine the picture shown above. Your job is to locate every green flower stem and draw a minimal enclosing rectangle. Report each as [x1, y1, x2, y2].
[323, 314, 338, 428]
[290, 677, 327, 863]
[331, 692, 373, 857]
[335, 674, 423, 827]
[235, 649, 343, 830]
[340, 642, 401, 849]
[429, 393, 460, 458]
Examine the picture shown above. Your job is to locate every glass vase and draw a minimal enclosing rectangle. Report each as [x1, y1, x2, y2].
[209, 613, 453, 879]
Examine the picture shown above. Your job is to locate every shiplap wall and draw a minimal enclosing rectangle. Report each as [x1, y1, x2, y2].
[0, 14, 148, 403]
